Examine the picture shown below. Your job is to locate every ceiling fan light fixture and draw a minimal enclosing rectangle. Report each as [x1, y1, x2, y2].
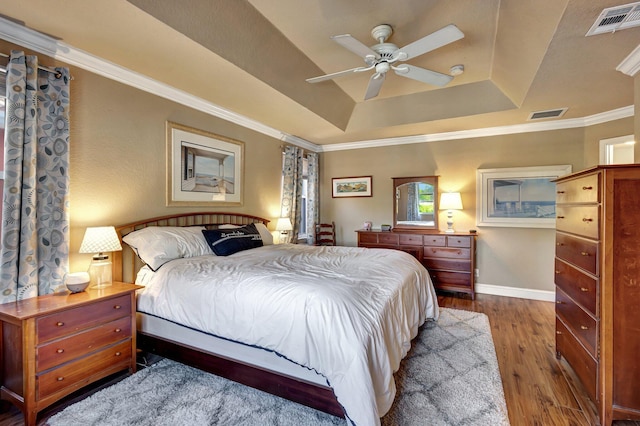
[450, 64, 464, 76]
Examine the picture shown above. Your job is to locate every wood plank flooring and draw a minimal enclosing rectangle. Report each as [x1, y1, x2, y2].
[0, 293, 638, 425]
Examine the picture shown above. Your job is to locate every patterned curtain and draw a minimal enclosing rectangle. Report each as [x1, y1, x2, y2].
[306, 152, 319, 243]
[0, 51, 71, 302]
[407, 183, 421, 221]
[280, 146, 303, 243]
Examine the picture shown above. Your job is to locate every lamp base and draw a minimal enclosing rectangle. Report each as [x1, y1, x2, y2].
[445, 210, 455, 233]
[88, 255, 113, 288]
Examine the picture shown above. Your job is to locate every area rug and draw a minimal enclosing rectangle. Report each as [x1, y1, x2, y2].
[47, 308, 509, 426]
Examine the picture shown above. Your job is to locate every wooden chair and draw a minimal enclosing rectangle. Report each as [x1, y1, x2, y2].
[315, 222, 336, 246]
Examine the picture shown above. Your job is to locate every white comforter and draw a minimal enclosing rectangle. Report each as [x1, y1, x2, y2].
[136, 244, 438, 425]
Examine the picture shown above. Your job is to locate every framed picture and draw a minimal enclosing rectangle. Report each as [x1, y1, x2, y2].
[476, 165, 572, 228]
[332, 176, 373, 198]
[166, 121, 244, 206]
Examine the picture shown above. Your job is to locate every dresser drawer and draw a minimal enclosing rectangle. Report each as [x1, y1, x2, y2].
[429, 270, 472, 288]
[556, 174, 599, 204]
[423, 258, 471, 273]
[36, 295, 131, 343]
[556, 318, 597, 402]
[377, 233, 399, 245]
[556, 287, 597, 357]
[556, 206, 600, 239]
[36, 316, 132, 372]
[446, 236, 471, 248]
[37, 340, 132, 399]
[554, 259, 597, 315]
[399, 234, 423, 245]
[423, 246, 470, 260]
[358, 233, 378, 244]
[423, 235, 446, 247]
[555, 233, 598, 275]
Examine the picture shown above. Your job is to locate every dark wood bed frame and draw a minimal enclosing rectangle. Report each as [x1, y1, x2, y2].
[112, 212, 345, 418]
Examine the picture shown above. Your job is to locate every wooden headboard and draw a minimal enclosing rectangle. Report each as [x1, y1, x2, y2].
[113, 212, 270, 283]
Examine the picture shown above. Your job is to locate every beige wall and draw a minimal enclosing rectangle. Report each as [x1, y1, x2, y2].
[320, 120, 632, 293]
[68, 68, 284, 273]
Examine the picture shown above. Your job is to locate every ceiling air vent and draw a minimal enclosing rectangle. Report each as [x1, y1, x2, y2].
[528, 108, 568, 121]
[586, 2, 640, 36]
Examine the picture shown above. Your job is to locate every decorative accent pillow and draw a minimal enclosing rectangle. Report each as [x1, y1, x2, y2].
[122, 226, 213, 271]
[202, 223, 264, 256]
[218, 222, 274, 245]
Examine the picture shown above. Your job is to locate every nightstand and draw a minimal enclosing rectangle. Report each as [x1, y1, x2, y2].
[0, 282, 142, 426]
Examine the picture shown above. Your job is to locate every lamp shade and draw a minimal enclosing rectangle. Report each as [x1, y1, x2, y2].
[275, 217, 293, 232]
[79, 226, 122, 254]
[439, 192, 463, 210]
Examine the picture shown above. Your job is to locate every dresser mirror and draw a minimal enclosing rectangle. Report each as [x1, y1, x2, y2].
[393, 176, 439, 230]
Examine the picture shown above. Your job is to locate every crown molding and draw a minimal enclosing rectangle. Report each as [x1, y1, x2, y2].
[617, 44, 640, 76]
[0, 17, 634, 155]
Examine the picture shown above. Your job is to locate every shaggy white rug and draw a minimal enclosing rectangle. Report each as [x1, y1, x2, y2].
[47, 308, 509, 425]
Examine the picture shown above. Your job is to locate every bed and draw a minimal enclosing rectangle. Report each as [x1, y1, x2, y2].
[113, 212, 438, 425]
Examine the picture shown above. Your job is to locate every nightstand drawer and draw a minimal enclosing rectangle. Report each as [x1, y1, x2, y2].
[37, 316, 132, 372]
[37, 294, 131, 343]
[555, 233, 598, 275]
[37, 340, 132, 399]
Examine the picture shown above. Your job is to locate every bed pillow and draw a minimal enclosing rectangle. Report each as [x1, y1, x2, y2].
[202, 223, 264, 256]
[122, 226, 213, 271]
[218, 222, 273, 245]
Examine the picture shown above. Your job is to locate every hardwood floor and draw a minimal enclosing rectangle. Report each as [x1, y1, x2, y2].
[0, 293, 638, 425]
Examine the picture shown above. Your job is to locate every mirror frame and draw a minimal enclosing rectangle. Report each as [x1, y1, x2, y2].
[392, 176, 439, 231]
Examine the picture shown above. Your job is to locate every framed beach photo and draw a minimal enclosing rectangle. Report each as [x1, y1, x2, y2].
[332, 176, 373, 198]
[167, 121, 244, 206]
[476, 165, 572, 228]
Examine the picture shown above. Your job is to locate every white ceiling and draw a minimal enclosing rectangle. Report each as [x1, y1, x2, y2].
[1, 0, 638, 147]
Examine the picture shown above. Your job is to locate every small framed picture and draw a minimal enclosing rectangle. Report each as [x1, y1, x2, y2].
[332, 176, 373, 198]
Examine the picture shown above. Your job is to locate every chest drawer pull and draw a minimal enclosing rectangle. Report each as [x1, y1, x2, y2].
[580, 287, 589, 292]
[556, 300, 564, 304]
[582, 218, 593, 222]
[115, 351, 122, 357]
[114, 305, 122, 310]
[557, 190, 565, 194]
[57, 377, 64, 382]
[582, 186, 593, 190]
[556, 330, 562, 335]
[580, 325, 589, 330]
[56, 348, 64, 354]
[114, 328, 121, 333]
[580, 251, 590, 256]
[557, 216, 565, 219]
[56, 322, 64, 327]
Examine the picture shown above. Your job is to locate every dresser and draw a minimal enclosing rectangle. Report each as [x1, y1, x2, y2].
[0, 282, 141, 426]
[356, 230, 476, 299]
[554, 165, 640, 425]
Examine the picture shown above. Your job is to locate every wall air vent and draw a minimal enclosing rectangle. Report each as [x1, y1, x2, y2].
[586, 2, 640, 36]
[527, 108, 568, 121]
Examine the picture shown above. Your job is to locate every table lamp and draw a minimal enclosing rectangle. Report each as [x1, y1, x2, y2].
[275, 217, 293, 243]
[439, 192, 463, 233]
[79, 226, 122, 288]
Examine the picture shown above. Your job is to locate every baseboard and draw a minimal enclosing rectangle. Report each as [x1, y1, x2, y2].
[475, 283, 555, 302]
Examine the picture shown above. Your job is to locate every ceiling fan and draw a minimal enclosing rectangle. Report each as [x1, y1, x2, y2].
[306, 24, 464, 100]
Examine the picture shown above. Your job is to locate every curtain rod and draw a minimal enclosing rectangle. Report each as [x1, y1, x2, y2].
[0, 52, 69, 79]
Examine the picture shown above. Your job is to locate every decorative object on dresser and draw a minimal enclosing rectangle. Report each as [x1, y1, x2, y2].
[0, 282, 142, 426]
[439, 192, 463, 233]
[554, 164, 640, 426]
[392, 176, 439, 230]
[79, 226, 123, 288]
[356, 229, 477, 299]
[65, 272, 90, 293]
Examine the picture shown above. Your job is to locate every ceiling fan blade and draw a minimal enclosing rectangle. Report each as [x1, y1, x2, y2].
[306, 66, 371, 83]
[331, 34, 378, 60]
[364, 72, 385, 100]
[393, 64, 453, 86]
[396, 24, 464, 61]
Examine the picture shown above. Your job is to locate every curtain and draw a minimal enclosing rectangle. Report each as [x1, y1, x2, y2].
[306, 152, 319, 243]
[280, 145, 303, 243]
[407, 183, 421, 221]
[0, 51, 71, 303]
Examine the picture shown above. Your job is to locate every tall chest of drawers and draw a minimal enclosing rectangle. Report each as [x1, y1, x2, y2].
[554, 165, 640, 425]
[0, 282, 141, 426]
[356, 230, 476, 299]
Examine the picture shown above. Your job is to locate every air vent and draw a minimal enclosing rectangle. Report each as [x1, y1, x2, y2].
[586, 2, 640, 36]
[527, 108, 568, 121]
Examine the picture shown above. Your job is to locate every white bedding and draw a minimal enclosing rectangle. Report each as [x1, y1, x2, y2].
[136, 243, 438, 425]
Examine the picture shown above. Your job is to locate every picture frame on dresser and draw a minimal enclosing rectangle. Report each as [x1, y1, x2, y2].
[476, 165, 572, 228]
[166, 121, 244, 207]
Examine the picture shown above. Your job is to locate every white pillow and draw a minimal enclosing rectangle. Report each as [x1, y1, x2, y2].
[122, 226, 213, 271]
[219, 222, 273, 245]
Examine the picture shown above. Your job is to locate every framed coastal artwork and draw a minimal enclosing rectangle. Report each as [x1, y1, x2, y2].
[476, 165, 572, 228]
[332, 176, 373, 198]
[166, 121, 244, 206]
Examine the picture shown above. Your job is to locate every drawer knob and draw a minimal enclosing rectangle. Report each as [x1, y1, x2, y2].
[57, 377, 64, 382]
[580, 287, 589, 292]
[582, 186, 593, 190]
[582, 218, 593, 222]
[556, 242, 564, 246]
[555, 270, 560, 274]
[556, 300, 563, 304]
[56, 348, 64, 354]
[56, 321, 64, 327]
[580, 325, 589, 330]
[580, 251, 590, 256]
[557, 216, 565, 219]
[114, 328, 122, 333]
[114, 305, 122, 310]
[556, 330, 562, 335]
[557, 190, 565, 194]
[115, 352, 122, 357]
